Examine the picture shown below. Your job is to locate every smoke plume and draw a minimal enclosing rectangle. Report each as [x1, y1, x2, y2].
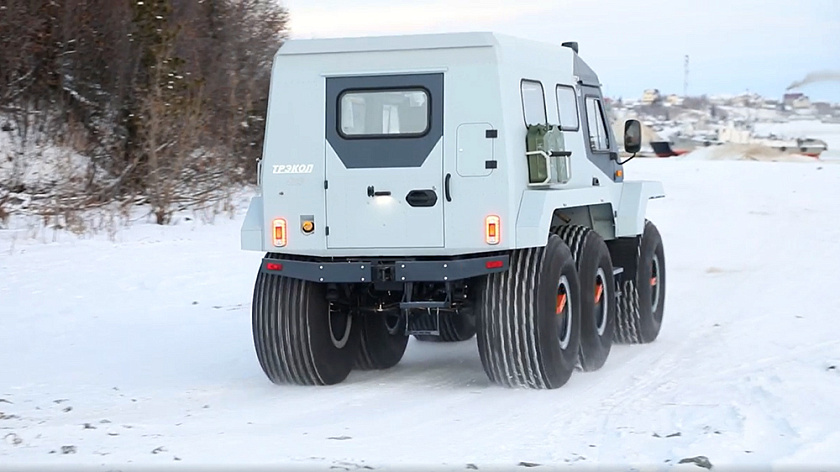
[786, 70, 840, 90]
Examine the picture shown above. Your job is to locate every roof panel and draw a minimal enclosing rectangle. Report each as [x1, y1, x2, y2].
[278, 32, 499, 55]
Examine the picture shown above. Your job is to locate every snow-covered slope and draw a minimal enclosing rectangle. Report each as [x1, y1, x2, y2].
[2, 159, 839, 470]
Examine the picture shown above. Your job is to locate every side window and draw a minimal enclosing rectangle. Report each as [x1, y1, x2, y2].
[555, 85, 579, 131]
[521, 80, 547, 125]
[585, 96, 610, 151]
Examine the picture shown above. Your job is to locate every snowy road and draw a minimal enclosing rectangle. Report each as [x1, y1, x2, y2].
[2, 159, 840, 470]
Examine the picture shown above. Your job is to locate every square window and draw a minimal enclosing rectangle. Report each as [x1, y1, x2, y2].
[339, 89, 429, 137]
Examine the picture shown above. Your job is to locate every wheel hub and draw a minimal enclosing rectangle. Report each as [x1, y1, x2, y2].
[594, 267, 608, 336]
[651, 254, 661, 313]
[328, 305, 353, 348]
[556, 275, 573, 350]
[384, 312, 402, 335]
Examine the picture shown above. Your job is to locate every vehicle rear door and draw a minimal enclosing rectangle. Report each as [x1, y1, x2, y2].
[324, 74, 445, 250]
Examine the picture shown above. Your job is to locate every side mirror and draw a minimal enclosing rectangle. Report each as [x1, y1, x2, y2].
[623, 119, 642, 154]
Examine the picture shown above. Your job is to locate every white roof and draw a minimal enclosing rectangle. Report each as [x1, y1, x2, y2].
[276, 32, 599, 85]
[279, 32, 547, 56]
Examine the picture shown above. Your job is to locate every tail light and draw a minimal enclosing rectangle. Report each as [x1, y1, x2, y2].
[272, 218, 287, 247]
[485, 260, 504, 269]
[485, 215, 500, 245]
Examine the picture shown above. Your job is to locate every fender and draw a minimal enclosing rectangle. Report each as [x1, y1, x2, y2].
[515, 186, 615, 248]
[614, 180, 665, 237]
[241, 196, 264, 251]
[515, 181, 665, 247]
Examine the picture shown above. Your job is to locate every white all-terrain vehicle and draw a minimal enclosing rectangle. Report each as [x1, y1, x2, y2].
[241, 32, 666, 389]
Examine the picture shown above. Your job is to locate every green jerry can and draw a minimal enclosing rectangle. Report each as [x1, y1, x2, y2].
[526, 124, 571, 185]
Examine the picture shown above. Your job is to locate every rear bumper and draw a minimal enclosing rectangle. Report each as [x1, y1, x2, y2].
[260, 254, 510, 283]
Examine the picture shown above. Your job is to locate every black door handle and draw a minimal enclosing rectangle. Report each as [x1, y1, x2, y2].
[367, 186, 391, 197]
[444, 173, 452, 202]
[406, 190, 438, 207]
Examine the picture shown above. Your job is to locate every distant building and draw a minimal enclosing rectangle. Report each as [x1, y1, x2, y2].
[731, 93, 763, 107]
[707, 95, 729, 106]
[641, 89, 661, 105]
[731, 95, 748, 107]
[783, 92, 804, 104]
[783, 92, 810, 110]
[763, 99, 781, 110]
[665, 94, 684, 106]
[813, 102, 832, 115]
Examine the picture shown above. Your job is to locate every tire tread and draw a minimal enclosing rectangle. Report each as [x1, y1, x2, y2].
[479, 246, 568, 389]
[252, 270, 349, 385]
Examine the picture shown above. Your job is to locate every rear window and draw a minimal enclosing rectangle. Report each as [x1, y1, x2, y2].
[339, 89, 429, 138]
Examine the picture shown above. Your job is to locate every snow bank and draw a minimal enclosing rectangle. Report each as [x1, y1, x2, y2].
[1, 124, 93, 194]
[676, 143, 822, 162]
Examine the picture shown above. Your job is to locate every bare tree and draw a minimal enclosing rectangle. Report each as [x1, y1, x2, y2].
[0, 0, 288, 223]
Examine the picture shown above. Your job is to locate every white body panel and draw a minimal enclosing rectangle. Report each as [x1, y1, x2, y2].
[242, 32, 664, 257]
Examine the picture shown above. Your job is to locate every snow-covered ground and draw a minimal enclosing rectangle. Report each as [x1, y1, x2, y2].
[2, 158, 840, 470]
[0, 128, 91, 194]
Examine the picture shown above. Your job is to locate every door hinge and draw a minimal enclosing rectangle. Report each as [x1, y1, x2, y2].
[324, 180, 329, 190]
[325, 226, 330, 236]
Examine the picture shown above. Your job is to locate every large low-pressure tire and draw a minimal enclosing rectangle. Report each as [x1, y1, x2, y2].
[355, 312, 409, 370]
[609, 220, 666, 344]
[476, 235, 581, 389]
[556, 225, 617, 372]
[252, 267, 360, 386]
[414, 308, 477, 342]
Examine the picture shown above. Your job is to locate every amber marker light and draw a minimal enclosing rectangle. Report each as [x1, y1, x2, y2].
[485, 215, 500, 245]
[301, 220, 315, 234]
[272, 218, 287, 247]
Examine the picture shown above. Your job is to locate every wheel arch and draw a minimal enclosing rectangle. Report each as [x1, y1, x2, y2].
[515, 187, 617, 248]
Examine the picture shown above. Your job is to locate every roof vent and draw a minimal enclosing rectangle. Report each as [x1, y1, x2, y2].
[561, 42, 579, 54]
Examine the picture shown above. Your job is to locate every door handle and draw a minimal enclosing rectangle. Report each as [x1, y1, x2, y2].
[444, 173, 452, 202]
[367, 186, 391, 197]
[406, 189, 438, 207]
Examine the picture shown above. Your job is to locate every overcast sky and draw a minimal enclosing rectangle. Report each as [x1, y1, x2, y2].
[280, 0, 840, 103]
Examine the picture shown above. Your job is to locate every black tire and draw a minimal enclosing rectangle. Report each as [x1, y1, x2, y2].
[355, 312, 409, 370]
[252, 267, 360, 385]
[476, 235, 581, 389]
[556, 225, 616, 372]
[609, 220, 666, 344]
[414, 308, 476, 342]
